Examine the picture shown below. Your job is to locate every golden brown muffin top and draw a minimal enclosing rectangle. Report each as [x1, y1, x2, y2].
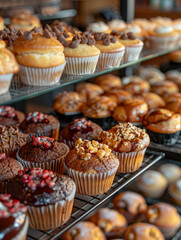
[164, 92, 181, 104]
[11, 13, 40, 27]
[151, 81, 179, 97]
[169, 50, 181, 63]
[98, 122, 150, 152]
[137, 92, 165, 110]
[166, 97, 181, 114]
[124, 222, 164, 240]
[76, 83, 104, 101]
[62, 221, 106, 240]
[64, 139, 119, 173]
[122, 78, 150, 95]
[95, 74, 122, 92]
[0, 48, 19, 74]
[104, 88, 131, 104]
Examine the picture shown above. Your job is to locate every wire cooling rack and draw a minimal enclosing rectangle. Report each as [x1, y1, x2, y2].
[27, 150, 164, 240]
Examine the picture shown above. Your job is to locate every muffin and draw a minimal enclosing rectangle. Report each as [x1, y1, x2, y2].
[7, 168, 76, 230]
[158, 163, 181, 184]
[122, 77, 150, 95]
[123, 24, 144, 40]
[64, 139, 119, 195]
[165, 70, 181, 91]
[169, 50, 181, 63]
[87, 21, 110, 33]
[143, 108, 181, 146]
[136, 170, 168, 198]
[13, 27, 65, 86]
[169, 179, 181, 206]
[93, 32, 125, 70]
[138, 66, 165, 85]
[81, 96, 117, 130]
[108, 19, 126, 32]
[0, 125, 28, 157]
[172, 19, 181, 42]
[137, 92, 165, 110]
[0, 48, 19, 95]
[0, 153, 22, 193]
[146, 202, 181, 238]
[62, 221, 106, 240]
[89, 208, 127, 239]
[98, 123, 150, 173]
[124, 222, 165, 240]
[19, 111, 60, 140]
[166, 97, 181, 114]
[76, 82, 104, 101]
[151, 81, 179, 98]
[112, 98, 148, 126]
[95, 74, 122, 92]
[17, 136, 69, 173]
[0, 106, 25, 127]
[104, 88, 131, 104]
[113, 191, 147, 223]
[0, 194, 29, 240]
[60, 118, 102, 149]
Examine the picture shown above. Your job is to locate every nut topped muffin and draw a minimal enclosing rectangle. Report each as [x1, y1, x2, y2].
[17, 136, 69, 173]
[95, 74, 122, 92]
[76, 83, 104, 101]
[0, 106, 25, 127]
[0, 194, 29, 240]
[7, 168, 76, 230]
[64, 139, 119, 195]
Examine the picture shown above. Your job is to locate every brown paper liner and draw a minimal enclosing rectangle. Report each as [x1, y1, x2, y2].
[0, 182, 7, 194]
[0, 147, 20, 158]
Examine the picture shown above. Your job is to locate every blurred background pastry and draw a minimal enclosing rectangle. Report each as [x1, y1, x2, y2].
[158, 163, 181, 184]
[169, 179, 181, 206]
[95, 74, 122, 92]
[76, 83, 104, 101]
[137, 92, 165, 110]
[151, 81, 179, 99]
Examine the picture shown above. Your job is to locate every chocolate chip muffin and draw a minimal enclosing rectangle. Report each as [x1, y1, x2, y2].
[7, 168, 76, 230]
[17, 136, 69, 174]
[0, 106, 25, 127]
[64, 139, 119, 195]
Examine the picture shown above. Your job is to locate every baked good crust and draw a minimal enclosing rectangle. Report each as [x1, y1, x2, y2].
[95, 74, 122, 91]
[137, 92, 165, 109]
[0, 48, 19, 74]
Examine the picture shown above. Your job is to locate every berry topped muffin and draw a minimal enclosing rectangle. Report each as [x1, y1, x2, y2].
[0, 106, 25, 127]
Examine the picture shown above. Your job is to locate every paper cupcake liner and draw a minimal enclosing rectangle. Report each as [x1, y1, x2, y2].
[0, 73, 13, 95]
[64, 162, 118, 196]
[0, 147, 20, 158]
[123, 45, 143, 63]
[112, 148, 146, 173]
[147, 35, 179, 51]
[28, 184, 75, 230]
[19, 62, 66, 86]
[96, 51, 125, 70]
[16, 147, 69, 174]
[64, 55, 99, 75]
[13, 217, 29, 240]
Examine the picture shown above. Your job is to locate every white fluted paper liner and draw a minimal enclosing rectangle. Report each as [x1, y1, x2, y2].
[0, 73, 13, 95]
[112, 148, 146, 173]
[147, 34, 179, 51]
[64, 55, 99, 75]
[64, 162, 118, 196]
[16, 146, 69, 174]
[28, 183, 76, 230]
[13, 217, 29, 240]
[19, 62, 66, 86]
[123, 44, 143, 63]
[96, 50, 125, 70]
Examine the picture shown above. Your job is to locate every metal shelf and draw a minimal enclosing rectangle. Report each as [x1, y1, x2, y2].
[27, 150, 164, 240]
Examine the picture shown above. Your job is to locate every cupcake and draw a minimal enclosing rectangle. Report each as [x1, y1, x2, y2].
[123, 24, 144, 41]
[86, 21, 110, 33]
[143, 108, 181, 146]
[151, 81, 179, 98]
[17, 136, 69, 173]
[112, 98, 148, 126]
[108, 19, 126, 32]
[137, 92, 165, 110]
[124, 222, 165, 240]
[62, 221, 106, 240]
[169, 179, 181, 206]
[122, 77, 150, 95]
[146, 202, 181, 238]
[136, 170, 167, 198]
[104, 88, 131, 104]
[158, 163, 181, 184]
[89, 208, 127, 239]
[172, 19, 181, 43]
[166, 97, 181, 114]
[165, 70, 181, 91]
[0, 125, 27, 157]
[98, 123, 150, 173]
[81, 96, 117, 130]
[0, 153, 22, 193]
[147, 25, 179, 50]
[60, 118, 102, 149]
[0, 48, 19, 95]
[64, 139, 119, 196]
[113, 191, 147, 223]
[95, 74, 122, 92]
[76, 82, 104, 101]
[0, 106, 25, 127]
[93, 32, 125, 70]
[19, 111, 60, 140]
[7, 168, 76, 230]
[13, 27, 65, 86]
[0, 194, 29, 239]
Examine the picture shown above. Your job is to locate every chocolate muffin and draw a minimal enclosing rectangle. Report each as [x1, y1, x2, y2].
[0, 194, 29, 240]
[7, 168, 76, 230]
[17, 136, 69, 173]
[19, 111, 60, 140]
[60, 118, 102, 149]
[0, 106, 24, 127]
[0, 153, 22, 193]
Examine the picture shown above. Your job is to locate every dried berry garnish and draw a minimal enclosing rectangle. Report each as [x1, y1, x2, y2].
[32, 136, 54, 149]
[0, 106, 16, 118]
[25, 112, 48, 123]
[0, 153, 6, 160]
[70, 118, 92, 130]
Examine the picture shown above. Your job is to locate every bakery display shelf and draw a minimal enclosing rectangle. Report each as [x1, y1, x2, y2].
[0, 45, 180, 106]
[27, 150, 164, 240]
